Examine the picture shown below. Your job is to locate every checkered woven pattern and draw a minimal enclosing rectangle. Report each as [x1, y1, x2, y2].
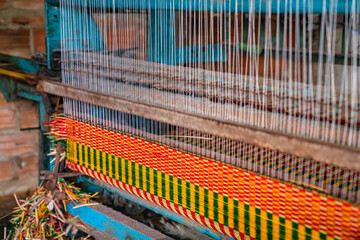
[166, 129, 360, 200]
[51, 116, 360, 240]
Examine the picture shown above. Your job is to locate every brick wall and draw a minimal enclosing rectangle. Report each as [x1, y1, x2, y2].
[0, 93, 40, 196]
[0, 0, 46, 58]
[0, 0, 44, 195]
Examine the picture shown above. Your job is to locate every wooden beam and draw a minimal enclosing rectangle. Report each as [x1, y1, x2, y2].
[37, 80, 360, 171]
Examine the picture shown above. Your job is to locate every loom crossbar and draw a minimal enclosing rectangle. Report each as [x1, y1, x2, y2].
[37, 79, 360, 171]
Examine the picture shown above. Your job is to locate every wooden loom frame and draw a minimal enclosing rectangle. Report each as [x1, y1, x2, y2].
[37, 79, 360, 171]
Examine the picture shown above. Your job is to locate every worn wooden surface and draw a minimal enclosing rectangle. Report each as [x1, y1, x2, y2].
[37, 80, 360, 171]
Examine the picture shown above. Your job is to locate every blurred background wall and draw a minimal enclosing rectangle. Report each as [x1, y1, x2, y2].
[0, 0, 45, 195]
[0, 0, 45, 57]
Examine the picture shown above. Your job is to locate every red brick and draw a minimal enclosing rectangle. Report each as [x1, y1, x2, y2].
[12, 16, 45, 26]
[0, 160, 15, 181]
[33, 28, 46, 53]
[0, 130, 36, 142]
[0, 0, 8, 9]
[0, 92, 7, 104]
[105, 28, 137, 50]
[0, 29, 30, 58]
[15, 155, 38, 180]
[19, 104, 39, 129]
[0, 131, 39, 157]
[13, 0, 44, 10]
[0, 100, 23, 109]
[0, 108, 17, 130]
[137, 29, 147, 59]
[93, 13, 146, 51]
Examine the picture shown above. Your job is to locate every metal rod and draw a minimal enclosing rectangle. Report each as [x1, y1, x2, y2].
[37, 80, 360, 171]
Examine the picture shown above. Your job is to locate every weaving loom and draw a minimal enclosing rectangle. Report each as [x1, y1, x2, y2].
[1, 0, 360, 239]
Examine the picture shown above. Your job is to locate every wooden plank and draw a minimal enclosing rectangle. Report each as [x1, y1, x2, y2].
[66, 200, 173, 240]
[37, 80, 360, 171]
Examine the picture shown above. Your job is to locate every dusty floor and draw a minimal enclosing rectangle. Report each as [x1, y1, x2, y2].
[0, 192, 28, 238]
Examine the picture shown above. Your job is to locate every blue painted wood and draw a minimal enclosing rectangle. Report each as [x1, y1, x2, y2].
[11, 57, 38, 73]
[60, 7, 105, 52]
[148, 10, 226, 64]
[66, 202, 155, 240]
[148, 10, 176, 64]
[17, 84, 45, 130]
[0, 54, 38, 73]
[78, 176, 234, 240]
[48, 0, 359, 68]
[62, 0, 359, 14]
[46, 1, 105, 68]
[0, 77, 18, 102]
[45, 2, 61, 69]
[0, 80, 44, 129]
